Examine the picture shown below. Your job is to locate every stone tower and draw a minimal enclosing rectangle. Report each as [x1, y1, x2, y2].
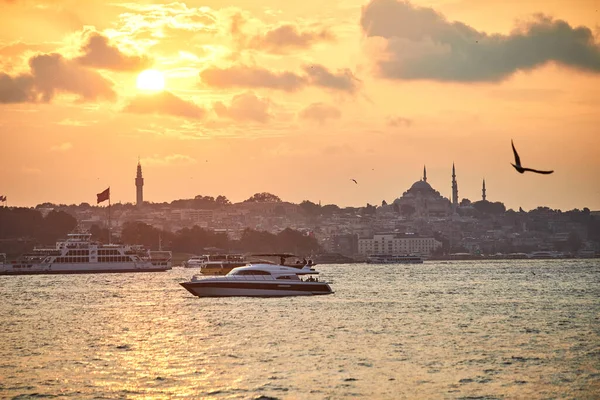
[136, 160, 144, 207]
[482, 179, 487, 201]
[451, 163, 458, 211]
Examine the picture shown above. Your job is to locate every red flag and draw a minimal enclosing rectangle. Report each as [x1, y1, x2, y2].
[0, 195, 5, 202]
[97, 187, 110, 204]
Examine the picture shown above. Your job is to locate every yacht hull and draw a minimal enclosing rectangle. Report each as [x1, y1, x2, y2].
[180, 281, 333, 297]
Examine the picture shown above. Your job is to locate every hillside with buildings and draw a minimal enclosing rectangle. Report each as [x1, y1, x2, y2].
[2, 162, 599, 261]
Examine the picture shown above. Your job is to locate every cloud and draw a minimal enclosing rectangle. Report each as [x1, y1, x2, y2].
[110, 3, 221, 55]
[123, 91, 205, 119]
[0, 42, 57, 57]
[303, 65, 360, 93]
[214, 92, 272, 123]
[200, 64, 360, 93]
[200, 64, 306, 92]
[387, 116, 413, 127]
[361, 0, 600, 82]
[50, 142, 73, 152]
[141, 154, 197, 166]
[0, 53, 116, 103]
[75, 32, 152, 72]
[57, 118, 96, 127]
[248, 24, 334, 54]
[0, 73, 35, 103]
[299, 102, 341, 124]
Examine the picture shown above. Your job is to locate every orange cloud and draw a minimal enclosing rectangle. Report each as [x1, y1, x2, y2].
[387, 116, 413, 127]
[299, 102, 341, 124]
[200, 64, 305, 92]
[248, 24, 334, 54]
[214, 92, 272, 123]
[0, 53, 115, 103]
[75, 32, 152, 72]
[200, 64, 360, 94]
[361, 0, 600, 82]
[303, 64, 360, 93]
[123, 91, 205, 119]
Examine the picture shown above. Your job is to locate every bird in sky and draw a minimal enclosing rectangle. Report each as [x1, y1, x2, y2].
[351, 179, 358, 184]
[511, 140, 554, 175]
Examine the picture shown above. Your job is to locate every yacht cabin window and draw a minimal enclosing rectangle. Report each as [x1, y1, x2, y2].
[234, 270, 271, 275]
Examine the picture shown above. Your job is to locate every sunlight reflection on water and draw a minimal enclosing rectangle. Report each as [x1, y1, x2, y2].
[0, 259, 599, 399]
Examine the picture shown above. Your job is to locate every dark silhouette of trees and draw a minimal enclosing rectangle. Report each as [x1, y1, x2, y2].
[237, 229, 278, 253]
[320, 204, 341, 217]
[170, 226, 229, 253]
[362, 203, 377, 215]
[121, 221, 172, 249]
[276, 228, 321, 254]
[0, 208, 76, 244]
[90, 224, 109, 242]
[392, 203, 400, 214]
[216, 195, 230, 205]
[0, 208, 77, 256]
[472, 200, 506, 215]
[37, 210, 78, 245]
[169, 195, 231, 210]
[235, 228, 321, 254]
[243, 192, 282, 203]
[300, 200, 321, 217]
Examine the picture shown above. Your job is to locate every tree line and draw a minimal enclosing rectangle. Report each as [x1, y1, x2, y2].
[113, 222, 320, 255]
[0, 207, 321, 257]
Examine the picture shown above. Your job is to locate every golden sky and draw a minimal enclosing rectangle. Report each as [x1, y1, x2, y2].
[1, 0, 599, 211]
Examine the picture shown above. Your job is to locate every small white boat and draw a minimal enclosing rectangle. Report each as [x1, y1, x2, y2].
[366, 254, 423, 264]
[180, 262, 333, 298]
[184, 255, 208, 268]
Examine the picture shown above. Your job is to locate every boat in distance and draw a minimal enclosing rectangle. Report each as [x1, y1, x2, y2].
[180, 261, 333, 298]
[0, 233, 172, 275]
[196, 254, 249, 275]
[366, 254, 424, 264]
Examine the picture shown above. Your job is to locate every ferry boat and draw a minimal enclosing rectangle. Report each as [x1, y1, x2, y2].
[0, 233, 172, 275]
[366, 254, 424, 264]
[180, 261, 333, 298]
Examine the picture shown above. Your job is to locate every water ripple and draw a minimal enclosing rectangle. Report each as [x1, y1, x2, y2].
[0, 259, 599, 399]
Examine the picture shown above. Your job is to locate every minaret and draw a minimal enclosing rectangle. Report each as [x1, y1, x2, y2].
[482, 179, 487, 201]
[423, 165, 427, 182]
[451, 163, 458, 211]
[136, 159, 144, 207]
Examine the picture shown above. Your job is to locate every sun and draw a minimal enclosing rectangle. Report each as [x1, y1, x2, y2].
[136, 69, 165, 91]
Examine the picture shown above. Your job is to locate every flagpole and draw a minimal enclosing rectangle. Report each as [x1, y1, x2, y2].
[108, 187, 111, 245]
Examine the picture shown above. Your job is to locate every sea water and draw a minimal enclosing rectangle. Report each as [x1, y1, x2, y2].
[1, 259, 599, 399]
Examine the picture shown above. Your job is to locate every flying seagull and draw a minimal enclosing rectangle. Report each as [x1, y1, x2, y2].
[351, 179, 358, 184]
[511, 140, 554, 175]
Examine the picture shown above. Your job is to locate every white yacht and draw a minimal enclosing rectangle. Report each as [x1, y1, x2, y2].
[180, 262, 333, 297]
[0, 233, 172, 275]
[366, 254, 424, 264]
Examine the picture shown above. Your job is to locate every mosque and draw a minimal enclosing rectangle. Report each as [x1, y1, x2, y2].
[385, 165, 461, 218]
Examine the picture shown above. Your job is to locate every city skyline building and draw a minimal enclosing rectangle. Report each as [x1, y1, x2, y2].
[452, 163, 458, 213]
[136, 160, 144, 207]
[482, 179, 487, 201]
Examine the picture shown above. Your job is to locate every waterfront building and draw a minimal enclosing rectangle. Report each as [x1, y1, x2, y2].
[358, 233, 442, 256]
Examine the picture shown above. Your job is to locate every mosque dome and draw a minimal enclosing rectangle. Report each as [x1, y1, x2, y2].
[409, 180, 434, 192]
